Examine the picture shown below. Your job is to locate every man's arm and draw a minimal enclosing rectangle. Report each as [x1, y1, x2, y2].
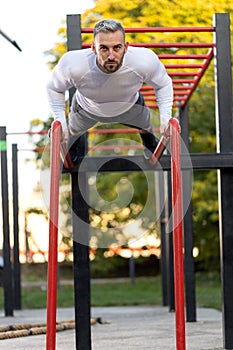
[46, 54, 74, 139]
[144, 49, 174, 134]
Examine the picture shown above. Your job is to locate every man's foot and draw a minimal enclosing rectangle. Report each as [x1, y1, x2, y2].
[140, 132, 159, 160]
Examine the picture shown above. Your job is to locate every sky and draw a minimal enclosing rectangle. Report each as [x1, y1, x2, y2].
[0, 1, 95, 251]
[0, 0, 95, 183]
[0, 0, 94, 136]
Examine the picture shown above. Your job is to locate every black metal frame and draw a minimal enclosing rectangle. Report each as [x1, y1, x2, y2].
[66, 13, 233, 350]
[214, 13, 233, 349]
[0, 11, 232, 350]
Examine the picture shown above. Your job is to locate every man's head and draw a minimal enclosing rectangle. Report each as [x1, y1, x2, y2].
[92, 19, 128, 74]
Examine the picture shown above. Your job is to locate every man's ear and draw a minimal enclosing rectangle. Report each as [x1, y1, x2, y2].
[91, 43, 96, 54]
[124, 42, 129, 53]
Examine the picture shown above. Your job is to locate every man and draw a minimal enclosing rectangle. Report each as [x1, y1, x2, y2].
[47, 19, 173, 162]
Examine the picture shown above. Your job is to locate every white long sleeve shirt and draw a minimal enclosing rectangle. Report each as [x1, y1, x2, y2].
[47, 46, 173, 131]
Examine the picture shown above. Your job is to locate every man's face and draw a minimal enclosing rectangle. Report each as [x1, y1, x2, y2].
[92, 30, 128, 74]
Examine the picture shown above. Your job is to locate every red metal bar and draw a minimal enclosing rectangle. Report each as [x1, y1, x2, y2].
[128, 43, 214, 48]
[82, 26, 215, 33]
[170, 118, 186, 350]
[165, 63, 203, 68]
[90, 127, 138, 134]
[89, 127, 160, 134]
[174, 91, 190, 96]
[173, 86, 192, 90]
[169, 72, 200, 76]
[158, 54, 212, 59]
[172, 78, 196, 83]
[182, 49, 214, 105]
[82, 42, 214, 49]
[46, 121, 61, 350]
[7, 130, 48, 135]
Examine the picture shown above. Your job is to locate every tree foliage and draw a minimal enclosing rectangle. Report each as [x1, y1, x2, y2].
[29, 0, 233, 268]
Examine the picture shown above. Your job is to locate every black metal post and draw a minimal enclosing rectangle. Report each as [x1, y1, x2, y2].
[129, 255, 135, 285]
[166, 171, 175, 312]
[12, 144, 22, 310]
[71, 172, 91, 350]
[179, 105, 196, 322]
[213, 13, 233, 349]
[155, 171, 168, 306]
[0, 126, 13, 316]
[67, 14, 91, 350]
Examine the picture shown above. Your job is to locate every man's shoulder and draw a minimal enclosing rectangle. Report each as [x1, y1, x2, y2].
[127, 46, 156, 56]
[126, 46, 158, 63]
[58, 48, 95, 73]
[125, 46, 159, 70]
[62, 48, 93, 60]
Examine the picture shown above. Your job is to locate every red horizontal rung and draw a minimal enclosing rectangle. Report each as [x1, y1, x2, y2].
[129, 42, 214, 48]
[168, 72, 199, 76]
[81, 26, 215, 34]
[82, 42, 214, 49]
[165, 63, 203, 69]
[158, 54, 212, 59]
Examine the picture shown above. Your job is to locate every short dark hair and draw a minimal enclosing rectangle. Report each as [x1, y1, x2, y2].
[94, 19, 125, 39]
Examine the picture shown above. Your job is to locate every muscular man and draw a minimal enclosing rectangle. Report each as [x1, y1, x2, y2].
[47, 19, 173, 162]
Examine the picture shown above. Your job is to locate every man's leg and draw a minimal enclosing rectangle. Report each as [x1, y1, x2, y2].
[68, 133, 88, 163]
[121, 93, 159, 159]
[139, 129, 159, 159]
[68, 95, 97, 162]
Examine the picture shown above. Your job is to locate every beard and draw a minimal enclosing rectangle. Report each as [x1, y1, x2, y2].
[98, 54, 125, 74]
[103, 60, 121, 73]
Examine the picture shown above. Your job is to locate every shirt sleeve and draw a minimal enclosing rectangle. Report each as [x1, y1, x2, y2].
[143, 49, 173, 126]
[46, 54, 74, 131]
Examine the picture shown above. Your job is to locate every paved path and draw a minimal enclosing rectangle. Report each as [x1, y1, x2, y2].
[0, 306, 223, 349]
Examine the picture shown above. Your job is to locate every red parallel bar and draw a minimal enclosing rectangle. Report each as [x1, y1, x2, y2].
[46, 120, 61, 350]
[82, 26, 215, 33]
[170, 118, 186, 350]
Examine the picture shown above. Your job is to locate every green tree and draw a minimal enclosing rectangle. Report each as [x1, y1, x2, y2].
[30, 0, 233, 267]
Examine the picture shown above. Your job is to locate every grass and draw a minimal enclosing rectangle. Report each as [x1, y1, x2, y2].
[0, 273, 222, 311]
